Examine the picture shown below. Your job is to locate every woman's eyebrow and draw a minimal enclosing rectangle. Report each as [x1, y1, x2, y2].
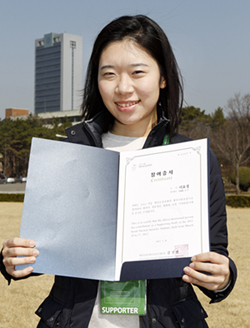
[99, 65, 115, 71]
[130, 63, 148, 67]
[100, 63, 149, 70]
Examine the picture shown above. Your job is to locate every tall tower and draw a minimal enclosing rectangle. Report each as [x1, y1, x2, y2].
[35, 33, 82, 113]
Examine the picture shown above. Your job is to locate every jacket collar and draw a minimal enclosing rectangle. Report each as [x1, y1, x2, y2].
[65, 106, 170, 148]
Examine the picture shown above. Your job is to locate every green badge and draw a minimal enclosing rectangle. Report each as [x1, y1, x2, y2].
[100, 280, 146, 315]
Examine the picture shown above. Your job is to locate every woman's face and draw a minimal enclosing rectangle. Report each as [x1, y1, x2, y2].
[98, 40, 166, 137]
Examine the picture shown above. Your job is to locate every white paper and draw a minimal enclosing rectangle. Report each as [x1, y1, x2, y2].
[115, 139, 209, 279]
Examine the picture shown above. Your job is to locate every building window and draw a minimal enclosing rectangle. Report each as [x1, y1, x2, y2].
[70, 41, 76, 49]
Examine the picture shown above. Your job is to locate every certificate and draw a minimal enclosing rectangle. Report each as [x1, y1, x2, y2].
[18, 137, 209, 281]
[116, 140, 209, 280]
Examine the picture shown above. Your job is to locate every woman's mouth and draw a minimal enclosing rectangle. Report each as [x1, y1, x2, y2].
[115, 100, 140, 110]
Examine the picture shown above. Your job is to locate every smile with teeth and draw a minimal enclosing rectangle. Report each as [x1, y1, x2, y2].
[116, 100, 140, 107]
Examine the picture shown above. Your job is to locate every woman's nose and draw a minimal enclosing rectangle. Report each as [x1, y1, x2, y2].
[115, 75, 133, 94]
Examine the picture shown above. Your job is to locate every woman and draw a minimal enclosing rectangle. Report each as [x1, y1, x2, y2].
[1, 15, 236, 328]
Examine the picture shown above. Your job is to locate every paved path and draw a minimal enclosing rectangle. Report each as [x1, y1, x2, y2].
[0, 182, 26, 193]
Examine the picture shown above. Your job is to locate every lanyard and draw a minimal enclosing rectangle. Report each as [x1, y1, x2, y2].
[162, 134, 170, 145]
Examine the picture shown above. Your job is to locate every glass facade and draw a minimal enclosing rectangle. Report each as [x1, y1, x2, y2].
[35, 40, 61, 113]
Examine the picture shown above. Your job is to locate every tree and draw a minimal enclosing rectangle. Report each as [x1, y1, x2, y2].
[209, 107, 227, 130]
[211, 94, 250, 194]
[180, 106, 211, 139]
[0, 115, 71, 177]
[231, 167, 250, 192]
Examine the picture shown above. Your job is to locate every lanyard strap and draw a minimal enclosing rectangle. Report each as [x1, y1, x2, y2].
[162, 134, 170, 145]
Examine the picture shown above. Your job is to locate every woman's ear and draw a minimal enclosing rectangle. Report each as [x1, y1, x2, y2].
[160, 77, 166, 89]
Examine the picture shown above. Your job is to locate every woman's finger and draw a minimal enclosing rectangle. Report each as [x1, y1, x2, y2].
[3, 246, 39, 259]
[3, 237, 36, 249]
[7, 266, 34, 278]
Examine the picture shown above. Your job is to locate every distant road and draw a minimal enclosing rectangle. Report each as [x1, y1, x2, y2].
[0, 182, 26, 193]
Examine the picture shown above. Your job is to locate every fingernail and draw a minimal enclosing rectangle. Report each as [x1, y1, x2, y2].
[27, 267, 34, 273]
[191, 256, 196, 261]
[30, 241, 36, 247]
[30, 257, 36, 263]
[32, 249, 39, 256]
[184, 267, 189, 273]
[190, 262, 195, 268]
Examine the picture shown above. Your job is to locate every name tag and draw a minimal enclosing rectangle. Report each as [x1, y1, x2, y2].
[100, 280, 146, 315]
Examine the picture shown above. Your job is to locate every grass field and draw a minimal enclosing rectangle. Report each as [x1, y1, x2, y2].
[0, 203, 249, 327]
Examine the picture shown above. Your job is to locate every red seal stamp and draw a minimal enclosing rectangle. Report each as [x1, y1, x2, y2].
[174, 244, 189, 258]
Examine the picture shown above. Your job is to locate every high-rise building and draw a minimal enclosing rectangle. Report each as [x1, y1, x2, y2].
[35, 33, 83, 113]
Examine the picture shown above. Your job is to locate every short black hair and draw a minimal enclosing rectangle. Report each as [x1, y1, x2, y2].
[81, 15, 183, 136]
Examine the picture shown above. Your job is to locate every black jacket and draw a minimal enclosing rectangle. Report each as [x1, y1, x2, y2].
[1, 110, 237, 328]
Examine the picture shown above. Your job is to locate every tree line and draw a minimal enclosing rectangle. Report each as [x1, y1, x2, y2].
[0, 93, 250, 194]
[0, 115, 71, 178]
[179, 93, 250, 194]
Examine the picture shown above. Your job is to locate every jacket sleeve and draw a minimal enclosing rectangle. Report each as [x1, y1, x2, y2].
[198, 149, 237, 303]
[0, 248, 12, 284]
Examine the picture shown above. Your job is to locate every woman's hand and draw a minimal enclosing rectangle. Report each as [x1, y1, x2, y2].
[2, 237, 39, 278]
[182, 252, 230, 291]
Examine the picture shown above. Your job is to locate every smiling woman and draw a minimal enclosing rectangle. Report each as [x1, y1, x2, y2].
[1, 14, 237, 328]
[98, 40, 166, 137]
[82, 15, 184, 139]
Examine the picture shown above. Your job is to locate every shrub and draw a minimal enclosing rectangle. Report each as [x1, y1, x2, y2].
[0, 193, 24, 202]
[231, 167, 250, 192]
[226, 195, 250, 208]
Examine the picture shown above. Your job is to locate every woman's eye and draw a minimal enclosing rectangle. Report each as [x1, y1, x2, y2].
[104, 72, 114, 76]
[133, 70, 144, 75]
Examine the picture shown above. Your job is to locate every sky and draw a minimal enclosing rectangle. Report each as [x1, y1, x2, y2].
[0, 0, 250, 120]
